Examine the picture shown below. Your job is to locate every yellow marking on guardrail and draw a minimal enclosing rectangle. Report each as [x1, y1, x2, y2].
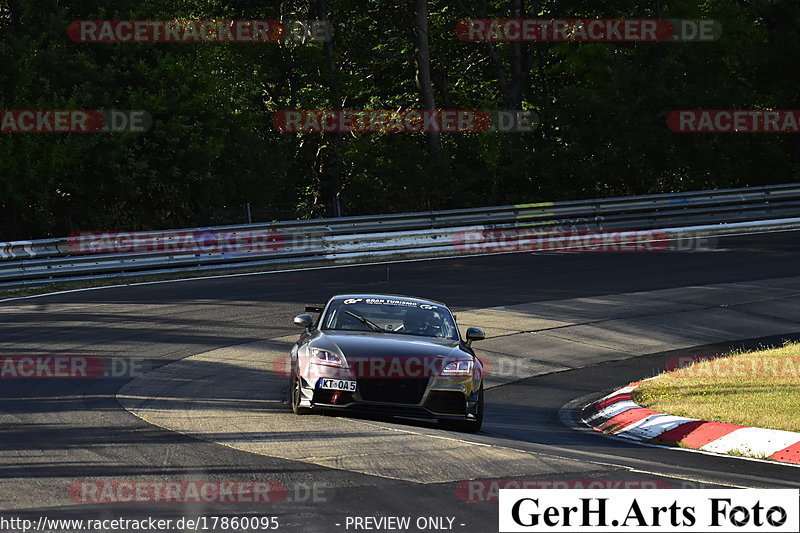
[516, 220, 556, 228]
[515, 201, 554, 225]
[517, 213, 553, 220]
[514, 201, 554, 210]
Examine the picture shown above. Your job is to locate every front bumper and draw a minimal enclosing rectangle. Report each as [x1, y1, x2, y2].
[295, 375, 481, 420]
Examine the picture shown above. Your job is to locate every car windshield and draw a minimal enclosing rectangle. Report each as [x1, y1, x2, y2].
[322, 298, 459, 340]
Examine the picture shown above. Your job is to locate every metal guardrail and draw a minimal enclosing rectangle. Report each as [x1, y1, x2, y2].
[2, 183, 800, 289]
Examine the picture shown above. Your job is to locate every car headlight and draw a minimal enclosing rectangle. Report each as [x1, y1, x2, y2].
[441, 360, 473, 376]
[311, 348, 342, 366]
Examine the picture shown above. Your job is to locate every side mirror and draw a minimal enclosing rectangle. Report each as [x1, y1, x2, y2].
[465, 327, 485, 345]
[294, 314, 313, 329]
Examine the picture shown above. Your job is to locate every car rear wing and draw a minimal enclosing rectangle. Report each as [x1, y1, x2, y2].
[305, 304, 325, 313]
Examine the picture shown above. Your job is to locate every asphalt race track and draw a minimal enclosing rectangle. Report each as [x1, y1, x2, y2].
[2, 231, 800, 532]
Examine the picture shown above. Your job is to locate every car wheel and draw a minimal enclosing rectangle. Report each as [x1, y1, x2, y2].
[291, 372, 311, 415]
[439, 382, 483, 433]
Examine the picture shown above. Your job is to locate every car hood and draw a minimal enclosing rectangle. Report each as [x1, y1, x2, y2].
[313, 331, 464, 359]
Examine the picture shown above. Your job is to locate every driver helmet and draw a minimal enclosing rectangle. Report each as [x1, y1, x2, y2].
[403, 307, 434, 334]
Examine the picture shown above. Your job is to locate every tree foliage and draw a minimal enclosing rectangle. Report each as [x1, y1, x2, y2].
[0, 0, 797, 239]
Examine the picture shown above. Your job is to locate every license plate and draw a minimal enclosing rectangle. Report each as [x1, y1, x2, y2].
[318, 378, 356, 392]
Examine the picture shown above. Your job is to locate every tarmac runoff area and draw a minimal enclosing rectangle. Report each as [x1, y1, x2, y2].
[118, 276, 800, 482]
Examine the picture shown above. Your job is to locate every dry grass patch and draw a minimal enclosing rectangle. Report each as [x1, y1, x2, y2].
[632, 342, 800, 432]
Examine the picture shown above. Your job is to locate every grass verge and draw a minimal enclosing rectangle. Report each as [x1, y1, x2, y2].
[632, 341, 800, 433]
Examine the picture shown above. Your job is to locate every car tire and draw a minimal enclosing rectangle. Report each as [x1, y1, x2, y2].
[439, 382, 483, 433]
[291, 372, 311, 415]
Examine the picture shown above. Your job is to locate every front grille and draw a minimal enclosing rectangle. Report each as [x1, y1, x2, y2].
[358, 378, 428, 404]
[424, 391, 466, 414]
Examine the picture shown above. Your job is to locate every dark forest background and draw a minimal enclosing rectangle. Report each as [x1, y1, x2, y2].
[1, 1, 798, 239]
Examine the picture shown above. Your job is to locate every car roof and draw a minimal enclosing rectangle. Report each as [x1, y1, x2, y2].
[328, 294, 448, 308]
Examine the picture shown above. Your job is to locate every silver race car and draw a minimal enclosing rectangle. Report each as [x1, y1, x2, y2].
[289, 294, 485, 432]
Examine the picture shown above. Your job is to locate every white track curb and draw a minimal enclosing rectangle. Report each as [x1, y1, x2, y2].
[583, 381, 800, 465]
